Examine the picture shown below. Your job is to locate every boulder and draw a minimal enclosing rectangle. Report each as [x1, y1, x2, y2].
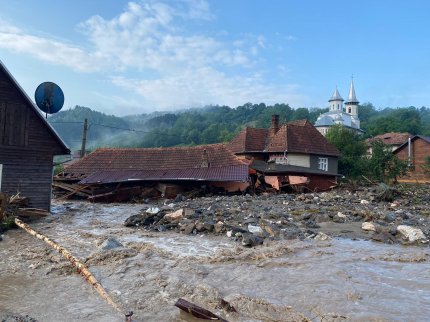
[214, 221, 225, 234]
[100, 237, 123, 250]
[247, 224, 263, 234]
[241, 233, 264, 247]
[124, 213, 156, 227]
[314, 232, 331, 241]
[164, 209, 184, 222]
[362, 222, 376, 232]
[396, 225, 428, 243]
[146, 207, 160, 214]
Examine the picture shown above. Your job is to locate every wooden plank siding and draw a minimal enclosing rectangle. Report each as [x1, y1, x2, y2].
[0, 64, 69, 210]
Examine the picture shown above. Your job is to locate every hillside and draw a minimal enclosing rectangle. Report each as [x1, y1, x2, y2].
[48, 104, 430, 152]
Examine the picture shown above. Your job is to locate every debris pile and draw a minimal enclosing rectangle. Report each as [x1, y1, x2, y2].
[123, 183, 430, 246]
[0, 192, 49, 235]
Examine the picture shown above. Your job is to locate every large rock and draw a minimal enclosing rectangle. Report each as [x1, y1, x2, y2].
[163, 209, 184, 222]
[247, 224, 263, 234]
[362, 222, 376, 232]
[241, 233, 264, 247]
[397, 225, 428, 243]
[124, 213, 156, 227]
[99, 237, 123, 250]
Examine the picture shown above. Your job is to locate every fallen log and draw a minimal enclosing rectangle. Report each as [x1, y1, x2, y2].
[18, 208, 49, 218]
[175, 298, 228, 321]
[14, 218, 133, 321]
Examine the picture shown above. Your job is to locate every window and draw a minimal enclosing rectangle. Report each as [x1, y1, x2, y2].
[318, 157, 328, 171]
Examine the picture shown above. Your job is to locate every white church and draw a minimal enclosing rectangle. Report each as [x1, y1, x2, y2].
[314, 79, 364, 136]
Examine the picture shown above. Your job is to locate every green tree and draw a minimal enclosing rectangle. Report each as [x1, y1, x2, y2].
[326, 125, 368, 179]
[367, 140, 409, 183]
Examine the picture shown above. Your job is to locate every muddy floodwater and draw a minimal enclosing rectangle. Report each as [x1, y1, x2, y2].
[1, 201, 429, 321]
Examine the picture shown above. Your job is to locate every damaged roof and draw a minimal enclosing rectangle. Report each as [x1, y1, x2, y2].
[366, 132, 412, 146]
[59, 143, 249, 183]
[228, 119, 340, 156]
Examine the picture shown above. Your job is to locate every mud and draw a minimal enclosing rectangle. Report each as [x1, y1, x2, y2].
[0, 198, 429, 321]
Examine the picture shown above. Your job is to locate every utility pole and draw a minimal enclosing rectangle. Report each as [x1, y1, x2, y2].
[80, 118, 88, 158]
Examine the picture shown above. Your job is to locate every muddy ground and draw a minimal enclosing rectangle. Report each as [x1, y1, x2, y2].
[0, 184, 429, 321]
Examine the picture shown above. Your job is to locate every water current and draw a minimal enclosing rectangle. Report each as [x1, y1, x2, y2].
[0, 201, 428, 321]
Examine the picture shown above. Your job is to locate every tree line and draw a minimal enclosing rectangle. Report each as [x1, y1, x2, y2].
[49, 103, 430, 152]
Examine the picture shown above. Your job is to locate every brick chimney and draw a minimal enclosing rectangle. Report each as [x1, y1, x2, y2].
[271, 114, 280, 134]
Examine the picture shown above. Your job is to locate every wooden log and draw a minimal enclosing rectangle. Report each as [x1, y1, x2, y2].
[175, 298, 228, 321]
[14, 218, 129, 319]
[18, 207, 49, 218]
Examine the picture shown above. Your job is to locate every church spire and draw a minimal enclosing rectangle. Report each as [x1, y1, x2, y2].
[329, 86, 344, 102]
[346, 77, 359, 104]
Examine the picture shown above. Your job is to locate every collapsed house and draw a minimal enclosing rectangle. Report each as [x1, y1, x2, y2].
[227, 117, 341, 191]
[0, 61, 70, 210]
[54, 144, 249, 201]
[55, 116, 340, 201]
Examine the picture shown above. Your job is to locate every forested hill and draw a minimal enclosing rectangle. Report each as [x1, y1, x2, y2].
[48, 104, 430, 151]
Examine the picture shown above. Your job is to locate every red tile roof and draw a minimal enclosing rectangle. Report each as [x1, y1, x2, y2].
[60, 144, 248, 182]
[228, 119, 340, 156]
[228, 127, 269, 153]
[366, 132, 412, 146]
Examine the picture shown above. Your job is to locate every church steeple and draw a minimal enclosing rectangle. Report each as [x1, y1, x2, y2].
[345, 77, 359, 116]
[328, 86, 344, 111]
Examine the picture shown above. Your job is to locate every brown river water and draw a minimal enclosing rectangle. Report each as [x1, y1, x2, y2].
[0, 201, 429, 322]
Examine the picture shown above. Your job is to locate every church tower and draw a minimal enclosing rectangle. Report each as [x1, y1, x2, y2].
[345, 78, 359, 116]
[328, 87, 344, 111]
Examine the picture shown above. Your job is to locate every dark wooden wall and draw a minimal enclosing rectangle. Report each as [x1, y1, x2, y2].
[0, 66, 66, 210]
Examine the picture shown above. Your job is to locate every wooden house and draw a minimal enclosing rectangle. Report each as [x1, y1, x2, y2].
[0, 61, 70, 210]
[393, 135, 430, 183]
[228, 116, 340, 191]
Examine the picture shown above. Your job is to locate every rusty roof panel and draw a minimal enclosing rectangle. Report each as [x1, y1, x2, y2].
[79, 165, 249, 184]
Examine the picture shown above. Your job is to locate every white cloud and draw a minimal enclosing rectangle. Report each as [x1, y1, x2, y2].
[0, 23, 102, 72]
[111, 67, 305, 110]
[0, 1, 304, 112]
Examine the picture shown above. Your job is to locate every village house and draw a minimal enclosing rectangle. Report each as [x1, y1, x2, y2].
[228, 116, 340, 191]
[366, 132, 412, 156]
[393, 135, 430, 183]
[0, 61, 70, 210]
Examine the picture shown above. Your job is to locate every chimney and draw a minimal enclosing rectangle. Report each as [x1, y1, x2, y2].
[271, 115, 280, 134]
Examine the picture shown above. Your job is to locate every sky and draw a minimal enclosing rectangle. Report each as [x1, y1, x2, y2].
[1, 0, 430, 116]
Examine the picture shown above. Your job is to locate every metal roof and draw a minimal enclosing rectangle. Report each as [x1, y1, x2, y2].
[79, 165, 249, 184]
[328, 87, 344, 102]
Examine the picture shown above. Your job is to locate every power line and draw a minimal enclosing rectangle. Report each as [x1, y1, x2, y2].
[49, 121, 187, 139]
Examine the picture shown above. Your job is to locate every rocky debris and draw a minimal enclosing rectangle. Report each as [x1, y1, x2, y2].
[397, 225, 428, 243]
[164, 209, 184, 222]
[241, 233, 264, 247]
[0, 313, 38, 322]
[99, 237, 123, 250]
[122, 184, 430, 246]
[362, 222, 376, 232]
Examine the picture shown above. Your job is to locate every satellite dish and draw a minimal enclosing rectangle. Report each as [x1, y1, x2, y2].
[35, 82, 64, 115]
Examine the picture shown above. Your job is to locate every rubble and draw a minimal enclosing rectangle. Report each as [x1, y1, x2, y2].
[122, 183, 430, 246]
[397, 225, 428, 243]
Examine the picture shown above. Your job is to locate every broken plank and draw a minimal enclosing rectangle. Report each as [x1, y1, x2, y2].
[175, 298, 229, 321]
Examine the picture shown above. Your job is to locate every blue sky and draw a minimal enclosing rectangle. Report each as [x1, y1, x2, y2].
[1, 0, 429, 116]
